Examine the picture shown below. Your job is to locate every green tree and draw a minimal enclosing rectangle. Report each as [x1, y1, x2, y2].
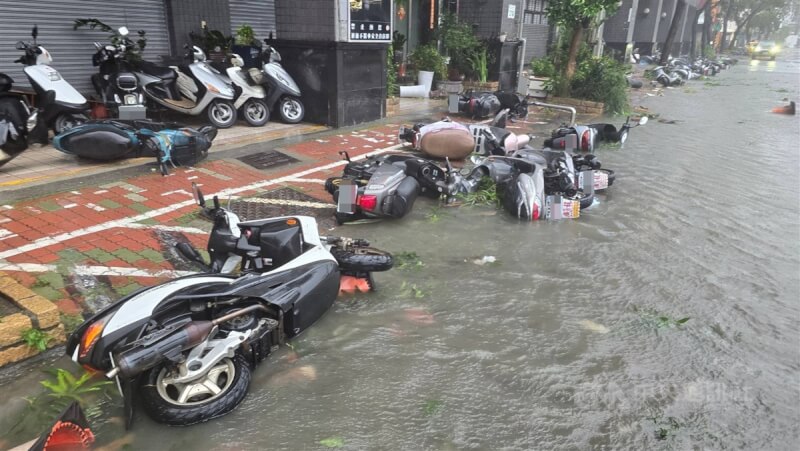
[546, 0, 619, 95]
[726, 0, 788, 48]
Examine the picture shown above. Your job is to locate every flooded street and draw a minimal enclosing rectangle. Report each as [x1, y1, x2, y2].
[3, 51, 800, 449]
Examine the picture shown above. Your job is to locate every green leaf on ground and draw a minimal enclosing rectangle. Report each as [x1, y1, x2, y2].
[319, 437, 345, 448]
[423, 399, 443, 416]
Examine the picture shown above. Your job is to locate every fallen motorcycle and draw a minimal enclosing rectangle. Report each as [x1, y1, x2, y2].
[544, 116, 649, 152]
[66, 184, 393, 427]
[53, 120, 216, 175]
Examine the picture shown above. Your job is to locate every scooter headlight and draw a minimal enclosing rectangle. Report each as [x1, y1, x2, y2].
[79, 314, 110, 360]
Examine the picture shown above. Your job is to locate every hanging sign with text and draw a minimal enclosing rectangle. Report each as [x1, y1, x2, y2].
[349, 0, 392, 42]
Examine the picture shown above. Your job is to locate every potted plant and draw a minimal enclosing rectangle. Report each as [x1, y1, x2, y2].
[190, 25, 234, 64]
[528, 57, 555, 98]
[232, 24, 260, 67]
[408, 44, 446, 94]
[464, 47, 499, 91]
[392, 30, 407, 65]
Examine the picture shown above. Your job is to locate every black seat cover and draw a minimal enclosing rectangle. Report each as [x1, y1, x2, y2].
[139, 61, 176, 80]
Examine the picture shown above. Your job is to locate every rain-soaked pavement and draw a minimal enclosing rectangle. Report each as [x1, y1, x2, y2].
[1, 50, 799, 450]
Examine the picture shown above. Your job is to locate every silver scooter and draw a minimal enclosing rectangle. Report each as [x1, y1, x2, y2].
[247, 43, 304, 123]
[135, 46, 238, 128]
[224, 54, 269, 126]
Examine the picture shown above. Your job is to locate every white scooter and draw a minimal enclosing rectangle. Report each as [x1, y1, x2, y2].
[135, 46, 238, 128]
[14, 25, 89, 134]
[224, 54, 269, 126]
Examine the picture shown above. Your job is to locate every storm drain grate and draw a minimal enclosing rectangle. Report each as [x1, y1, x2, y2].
[236, 150, 299, 170]
[231, 187, 337, 229]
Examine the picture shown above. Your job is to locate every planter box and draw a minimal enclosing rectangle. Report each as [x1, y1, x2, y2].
[548, 96, 606, 115]
[463, 80, 499, 92]
[438, 80, 463, 94]
[528, 77, 550, 99]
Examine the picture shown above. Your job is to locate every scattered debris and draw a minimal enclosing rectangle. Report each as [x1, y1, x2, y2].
[579, 320, 609, 334]
[771, 100, 796, 115]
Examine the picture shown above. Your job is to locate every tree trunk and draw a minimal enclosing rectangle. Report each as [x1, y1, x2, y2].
[720, 2, 729, 52]
[701, 1, 711, 57]
[690, 9, 702, 59]
[660, 0, 688, 64]
[730, 21, 742, 49]
[560, 22, 585, 96]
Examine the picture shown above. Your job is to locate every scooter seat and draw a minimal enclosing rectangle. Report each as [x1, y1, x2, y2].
[139, 61, 176, 80]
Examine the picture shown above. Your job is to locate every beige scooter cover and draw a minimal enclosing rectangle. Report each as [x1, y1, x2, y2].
[417, 121, 475, 160]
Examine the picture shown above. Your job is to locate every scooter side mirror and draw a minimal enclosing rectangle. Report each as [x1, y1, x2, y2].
[191, 182, 206, 207]
[118, 26, 129, 37]
[15, 41, 25, 51]
[93, 42, 102, 50]
[32, 25, 38, 40]
[638, 116, 648, 126]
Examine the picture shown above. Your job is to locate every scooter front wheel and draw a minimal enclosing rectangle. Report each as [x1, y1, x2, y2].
[278, 96, 305, 124]
[140, 355, 251, 426]
[207, 100, 238, 128]
[241, 98, 270, 127]
[330, 246, 394, 272]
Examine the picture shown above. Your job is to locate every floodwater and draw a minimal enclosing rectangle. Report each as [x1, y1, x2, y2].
[2, 51, 799, 449]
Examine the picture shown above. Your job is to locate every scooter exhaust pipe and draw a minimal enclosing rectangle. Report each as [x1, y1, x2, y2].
[106, 305, 269, 379]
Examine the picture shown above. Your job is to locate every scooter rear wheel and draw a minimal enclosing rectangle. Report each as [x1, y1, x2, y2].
[140, 355, 251, 426]
[53, 113, 87, 135]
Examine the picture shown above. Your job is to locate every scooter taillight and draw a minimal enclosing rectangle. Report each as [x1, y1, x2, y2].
[532, 202, 540, 221]
[581, 130, 591, 151]
[358, 195, 377, 211]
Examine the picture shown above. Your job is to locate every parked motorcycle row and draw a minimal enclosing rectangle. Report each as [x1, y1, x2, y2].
[0, 25, 305, 169]
[647, 55, 739, 87]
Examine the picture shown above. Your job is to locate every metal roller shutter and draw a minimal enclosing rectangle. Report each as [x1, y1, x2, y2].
[229, 0, 277, 42]
[0, 0, 170, 95]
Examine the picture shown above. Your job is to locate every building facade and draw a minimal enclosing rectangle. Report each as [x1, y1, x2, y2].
[0, 0, 387, 127]
[603, 0, 699, 57]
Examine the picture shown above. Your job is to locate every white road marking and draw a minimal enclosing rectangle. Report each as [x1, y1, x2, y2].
[239, 198, 334, 209]
[0, 144, 400, 261]
[125, 223, 207, 234]
[284, 178, 328, 184]
[0, 262, 196, 278]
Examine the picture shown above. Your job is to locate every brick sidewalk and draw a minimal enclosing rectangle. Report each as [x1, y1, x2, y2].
[0, 123, 404, 365]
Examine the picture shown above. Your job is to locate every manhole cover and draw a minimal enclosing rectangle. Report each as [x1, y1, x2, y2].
[231, 187, 337, 229]
[0, 292, 22, 317]
[237, 150, 299, 170]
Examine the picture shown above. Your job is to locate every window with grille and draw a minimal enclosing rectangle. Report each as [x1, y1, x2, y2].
[524, 0, 549, 25]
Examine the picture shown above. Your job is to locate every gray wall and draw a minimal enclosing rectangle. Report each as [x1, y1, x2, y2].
[230, 0, 277, 42]
[603, 0, 634, 44]
[458, 0, 504, 38]
[522, 24, 549, 61]
[0, 0, 170, 94]
[166, 0, 231, 56]
[275, 0, 336, 41]
[501, 0, 523, 40]
[633, 0, 659, 43]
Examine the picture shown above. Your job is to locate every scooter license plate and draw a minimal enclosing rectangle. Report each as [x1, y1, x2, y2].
[337, 180, 358, 214]
[545, 195, 580, 220]
[593, 172, 609, 190]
